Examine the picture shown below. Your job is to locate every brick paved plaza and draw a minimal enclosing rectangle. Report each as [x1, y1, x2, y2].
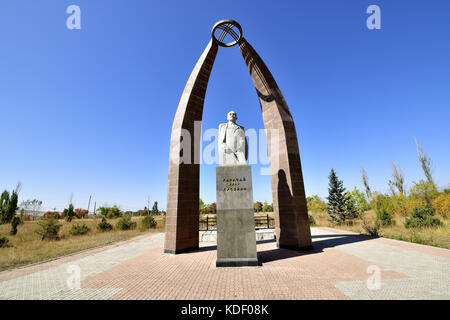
[0, 227, 448, 300]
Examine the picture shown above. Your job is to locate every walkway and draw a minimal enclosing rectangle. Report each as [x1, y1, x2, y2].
[0, 227, 448, 300]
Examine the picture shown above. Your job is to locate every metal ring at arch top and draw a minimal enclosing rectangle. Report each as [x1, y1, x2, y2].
[211, 19, 243, 47]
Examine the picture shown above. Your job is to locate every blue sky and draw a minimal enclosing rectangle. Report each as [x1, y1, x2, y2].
[1, 0, 449, 211]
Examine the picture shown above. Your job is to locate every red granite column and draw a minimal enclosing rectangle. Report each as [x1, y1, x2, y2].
[239, 38, 313, 250]
[164, 40, 218, 254]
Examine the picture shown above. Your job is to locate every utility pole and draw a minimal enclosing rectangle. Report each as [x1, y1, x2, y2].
[148, 196, 150, 215]
[93, 202, 96, 217]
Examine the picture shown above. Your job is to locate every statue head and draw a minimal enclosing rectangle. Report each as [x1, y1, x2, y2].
[227, 110, 237, 123]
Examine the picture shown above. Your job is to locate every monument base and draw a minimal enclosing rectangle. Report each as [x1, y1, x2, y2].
[216, 258, 259, 267]
[276, 243, 314, 251]
[216, 165, 258, 267]
[163, 246, 199, 255]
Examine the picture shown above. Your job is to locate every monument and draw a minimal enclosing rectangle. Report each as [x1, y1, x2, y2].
[164, 20, 312, 255]
[218, 111, 248, 166]
[216, 111, 257, 267]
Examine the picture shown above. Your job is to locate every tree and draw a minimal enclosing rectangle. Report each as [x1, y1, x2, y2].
[306, 195, 327, 212]
[75, 208, 88, 219]
[202, 204, 212, 215]
[254, 201, 263, 213]
[107, 206, 121, 218]
[415, 137, 435, 188]
[344, 190, 361, 220]
[151, 201, 159, 214]
[347, 188, 370, 215]
[0, 185, 20, 224]
[432, 193, 450, 217]
[360, 168, 372, 200]
[20, 199, 42, 214]
[199, 198, 205, 213]
[10, 215, 22, 235]
[35, 218, 61, 240]
[43, 211, 60, 219]
[97, 206, 109, 216]
[326, 169, 352, 223]
[97, 205, 122, 218]
[140, 207, 149, 216]
[388, 161, 405, 195]
[210, 202, 217, 214]
[262, 201, 270, 212]
[409, 179, 439, 205]
[63, 203, 76, 222]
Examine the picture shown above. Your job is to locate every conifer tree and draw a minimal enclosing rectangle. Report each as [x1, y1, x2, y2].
[63, 203, 76, 222]
[0, 187, 19, 224]
[151, 201, 159, 215]
[327, 169, 349, 223]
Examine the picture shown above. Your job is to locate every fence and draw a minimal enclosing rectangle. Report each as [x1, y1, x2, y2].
[199, 214, 275, 231]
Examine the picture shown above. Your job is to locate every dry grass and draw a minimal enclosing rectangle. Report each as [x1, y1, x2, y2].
[309, 210, 450, 249]
[0, 215, 165, 272]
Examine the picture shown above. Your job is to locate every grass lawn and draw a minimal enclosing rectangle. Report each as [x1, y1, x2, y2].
[309, 210, 450, 249]
[0, 215, 165, 272]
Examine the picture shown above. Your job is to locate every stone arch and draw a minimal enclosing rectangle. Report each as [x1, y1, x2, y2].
[164, 28, 312, 254]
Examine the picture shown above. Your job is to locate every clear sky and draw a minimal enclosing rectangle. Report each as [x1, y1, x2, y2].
[1, 0, 449, 211]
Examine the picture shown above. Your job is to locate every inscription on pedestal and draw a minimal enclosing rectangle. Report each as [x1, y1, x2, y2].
[216, 165, 258, 267]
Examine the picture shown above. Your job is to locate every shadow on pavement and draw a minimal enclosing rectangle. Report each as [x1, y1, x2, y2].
[258, 233, 375, 264]
[197, 233, 375, 264]
[197, 238, 278, 253]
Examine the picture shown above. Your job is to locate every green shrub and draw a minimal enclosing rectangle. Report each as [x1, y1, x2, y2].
[115, 216, 136, 230]
[10, 215, 22, 235]
[375, 209, 394, 226]
[69, 223, 90, 236]
[0, 236, 9, 248]
[142, 215, 157, 229]
[405, 216, 442, 228]
[404, 205, 442, 228]
[97, 217, 113, 231]
[411, 205, 435, 219]
[308, 214, 316, 225]
[34, 218, 62, 240]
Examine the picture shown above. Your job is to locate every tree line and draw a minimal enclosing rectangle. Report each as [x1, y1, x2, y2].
[307, 138, 449, 232]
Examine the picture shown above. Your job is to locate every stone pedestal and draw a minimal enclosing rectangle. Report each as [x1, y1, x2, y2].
[216, 165, 258, 267]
